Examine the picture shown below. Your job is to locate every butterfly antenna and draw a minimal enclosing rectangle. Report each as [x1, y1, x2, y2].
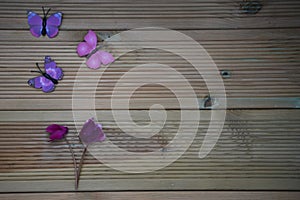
[30, 63, 42, 74]
[45, 8, 51, 17]
[36, 63, 43, 73]
[42, 6, 45, 16]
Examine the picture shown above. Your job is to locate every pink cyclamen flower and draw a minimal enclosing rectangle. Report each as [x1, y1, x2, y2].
[46, 124, 68, 141]
[79, 118, 106, 146]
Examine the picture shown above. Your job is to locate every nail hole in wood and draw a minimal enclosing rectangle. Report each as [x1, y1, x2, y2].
[240, 1, 262, 14]
[221, 70, 231, 78]
[203, 95, 213, 108]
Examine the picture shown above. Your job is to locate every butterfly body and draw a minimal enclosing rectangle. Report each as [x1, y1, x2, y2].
[27, 7, 62, 38]
[39, 69, 58, 84]
[28, 56, 63, 93]
[41, 15, 47, 36]
[77, 30, 115, 69]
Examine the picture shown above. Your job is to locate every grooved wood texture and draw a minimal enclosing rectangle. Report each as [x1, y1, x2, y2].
[0, 192, 300, 200]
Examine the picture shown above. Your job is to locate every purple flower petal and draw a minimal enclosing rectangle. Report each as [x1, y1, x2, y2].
[79, 118, 106, 146]
[49, 130, 65, 140]
[46, 124, 61, 133]
[46, 124, 68, 141]
[96, 124, 106, 142]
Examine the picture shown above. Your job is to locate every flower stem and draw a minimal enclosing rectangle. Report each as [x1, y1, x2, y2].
[77, 145, 88, 189]
[65, 137, 78, 191]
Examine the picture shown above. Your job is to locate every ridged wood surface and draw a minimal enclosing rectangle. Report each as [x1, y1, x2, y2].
[0, 0, 299, 195]
[0, 192, 300, 200]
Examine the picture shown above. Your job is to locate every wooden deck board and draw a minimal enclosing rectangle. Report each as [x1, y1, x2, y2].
[0, 110, 299, 191]
[0, 0, 299, 196]
[0, 192, 300, 200]
[0, 29, 299, 104]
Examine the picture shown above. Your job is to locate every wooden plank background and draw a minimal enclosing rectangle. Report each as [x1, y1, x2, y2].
[0, 192, 300, 200]
[0, 0, 299, 198]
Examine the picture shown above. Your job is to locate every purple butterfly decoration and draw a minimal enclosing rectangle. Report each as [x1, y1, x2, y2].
[27, 7, 62, 38]
[28, 56, 63, 93]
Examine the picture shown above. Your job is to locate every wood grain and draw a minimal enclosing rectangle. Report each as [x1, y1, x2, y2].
[0, 29, 299, 108]
[0, 1, 300, 29]
[1, 192, 300, 200]
[0, 110, 299, 191]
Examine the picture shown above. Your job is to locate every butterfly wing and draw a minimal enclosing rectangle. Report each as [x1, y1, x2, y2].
[77, 30, 97, 57]
[86, 51, 102, 69]
[28, 76, 55, 93]
[46, 12, 62, 38]
[41, 77, 55, 93]
[86, 51, 115, 69]
[98, 51, 115, 65]
[44, 56, 63, 80]
[84, 30, 97, 50]
[28, 76, 43, 89]
[27, 11, 43, 37]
